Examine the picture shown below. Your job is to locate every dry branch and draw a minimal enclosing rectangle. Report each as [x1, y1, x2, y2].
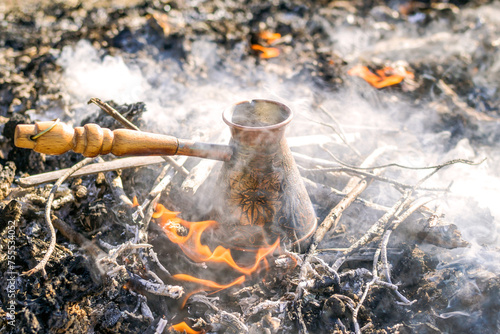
[17, 156, 167, 187]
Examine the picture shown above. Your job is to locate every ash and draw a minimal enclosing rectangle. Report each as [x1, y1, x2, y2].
[1, 1, 500, 333]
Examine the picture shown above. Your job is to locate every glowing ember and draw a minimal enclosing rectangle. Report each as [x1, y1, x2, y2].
[348, 64, 413, 89]
[251, 44, 280, 59]
[258, 31, 281, 43]
[170, 321, 202, 334]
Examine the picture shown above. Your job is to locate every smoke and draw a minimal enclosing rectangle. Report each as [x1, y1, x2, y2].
[53, 0, 499, 282]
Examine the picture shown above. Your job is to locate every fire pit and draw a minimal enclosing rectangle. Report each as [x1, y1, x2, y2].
[1, 1, 499, 334]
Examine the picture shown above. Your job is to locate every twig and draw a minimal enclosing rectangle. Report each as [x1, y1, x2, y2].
[435, 79, 496, 122]
[331, 191, 412, 272]
[129, 273, 184, 299]
[301, 166, 451, 192]
[23, 157, 94, 277]
[303, 177, 390, 212]
[108, 241, 152, 261]
[348, 199, 430, 331]
[380, 197, 434, 283]
[147, 248, 171, 277]
[352, 278, 376, 334]
[105, 170, 134, 207]
[88, 98, 140, 130]
[16, 156, 168, 187]
[307, 179, 368, 263]
[322, 144, 486, 171]
[295, 146, 393, 334]
[219, 311, 249, 334]
[303, 110, 361, 157]
[155, 318, 169, 334]
[51, 216, 107, 259]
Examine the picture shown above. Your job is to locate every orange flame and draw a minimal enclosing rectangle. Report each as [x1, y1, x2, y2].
[258, 31, 281, 43]
[348, 65, 413, 89]
[153, 204, 280, 275]
[153, 203, 280, 309]
[251, 45, 280, 59]
[132, 196, 139, 207]
[170, 321, 202, 334]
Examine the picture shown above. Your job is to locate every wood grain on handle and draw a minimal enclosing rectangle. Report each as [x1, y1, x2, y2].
[15, 121, 180, 157]
[14, 121, 233, 161]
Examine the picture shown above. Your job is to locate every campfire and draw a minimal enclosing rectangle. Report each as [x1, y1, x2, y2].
[1, 1, 500, 334]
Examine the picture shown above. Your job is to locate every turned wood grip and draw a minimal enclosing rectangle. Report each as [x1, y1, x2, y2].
[14, 122, 180, 157]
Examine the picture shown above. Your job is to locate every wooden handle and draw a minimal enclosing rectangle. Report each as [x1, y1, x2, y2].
[14, 122, 179, 157]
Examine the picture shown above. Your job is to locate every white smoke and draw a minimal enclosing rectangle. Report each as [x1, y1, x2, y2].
[53, 3, 500, 275]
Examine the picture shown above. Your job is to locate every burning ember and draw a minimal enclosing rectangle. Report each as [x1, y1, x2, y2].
[348, 64, 414, 89]
[170, 321, 201, 334]
[251, 44, 280, 59]
[251, 30, 281, 58]
[258, 31, 281, 43]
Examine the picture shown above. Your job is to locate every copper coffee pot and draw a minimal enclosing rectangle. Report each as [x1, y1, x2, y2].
[14, 100, 317, 249]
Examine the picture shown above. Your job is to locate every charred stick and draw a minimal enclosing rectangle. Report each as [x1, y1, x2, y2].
[137, 156, 188, 213]
[375, 279, 413, 305]
[147, 248, 171, 277]
[435, 80, 496, 122]
[210, 311, 248, 334]
[135, 156, 188, 243]
[331, 192, 412, 271]
[306, 178, 369, 262]
[379, 196, 433, 289]
[88, 97, 141, 131]
[108, 241, 152, 261]
[23, 157, 94, 277]
[128, 273, 184, 299]
[51, 192, 75, 209]
[301, 145, 391, 277]
[247, 300, 285, 317]
[303, 177, 389, 213]
[51, 216, 106, 259]
[105, 170, 134, 207]
[155, 318, 169, 334]
[136, 193, 161, 243]
[190, 295, 220, 312]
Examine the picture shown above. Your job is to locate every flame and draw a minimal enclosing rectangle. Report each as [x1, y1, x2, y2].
[153, 203, 280, 309]
[170, 321, 202, 334]
[258, 31, 281, 43]
[348, 65, 413, 89]
[171, 275, 245, 308]
[132, 196, 139, 207]
[153, 204, 280, 275]
[251, 45, 280, 59]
